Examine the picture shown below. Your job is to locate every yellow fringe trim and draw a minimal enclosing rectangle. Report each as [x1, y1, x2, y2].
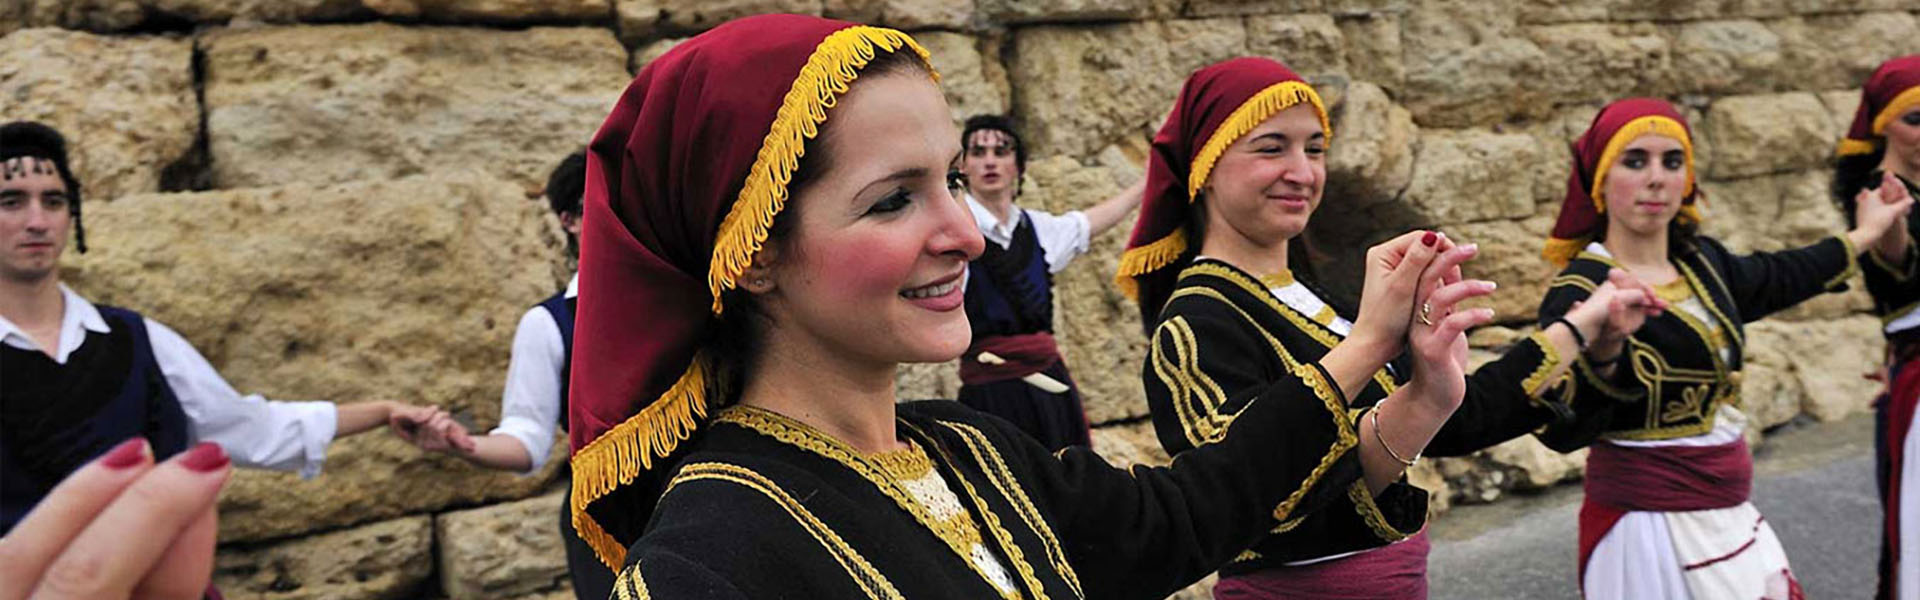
[1589, 116, 1695, 215]
[1873, 86, 1920, 136]
[1541, 236, 1588, 267]
[1838, 137, 1879, 157]
[1114, 228, 1189, 300]
[570, 352, 715, 570]
[1187, 80, 1331, 200]
[705, 25, 935, 314]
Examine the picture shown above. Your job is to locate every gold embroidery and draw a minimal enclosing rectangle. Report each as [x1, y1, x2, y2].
[1181, 261, 1398, 393]
[1346, 477, 1414, 542]
[665, 462, 904, 599]
[1828, 234, 1861, 290]
[1260, 269, 1297, 288]
[1682, 260, 1745, 348]
[1151, 316, 1242, 447]
[716, 407, 1022, 598]
[1869, 243, 1918, 283]
[1663, 383, 1711, 425]
[1273, 363, 1360, 524]
[1652, 277, 1693, 304]
[1550, 274, 1599, 292]
[613, 562, 648, 600]
[928, 420, 1082, 599]
[1518, 332, 1564, 398]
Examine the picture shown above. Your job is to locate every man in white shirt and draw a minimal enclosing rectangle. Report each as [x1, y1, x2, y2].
[392, 151, 612, 599]
[953, 114, 1144, 450]
[0, 121, 441, 534]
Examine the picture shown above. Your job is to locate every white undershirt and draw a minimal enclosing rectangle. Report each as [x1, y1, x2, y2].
[488, 273, 577, 474]
[0, 284, 338, 478]
[965, 194, 1091, 274]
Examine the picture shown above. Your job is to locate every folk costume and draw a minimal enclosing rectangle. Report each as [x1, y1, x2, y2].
[1539, 98, 1856, 599]
[1836, 54, 1920, 600]
[567, 16, 1391, 599]
[958, 193, 1093, 450]
[1115, 57, 1571, 599]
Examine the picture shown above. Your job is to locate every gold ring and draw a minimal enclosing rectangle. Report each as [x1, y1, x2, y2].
[1418, 302, 1434, 326]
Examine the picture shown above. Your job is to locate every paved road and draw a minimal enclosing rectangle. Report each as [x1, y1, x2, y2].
[1428, 413, 1880, 600]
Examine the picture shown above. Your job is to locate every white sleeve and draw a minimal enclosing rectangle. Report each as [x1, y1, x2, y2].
[1024, 209, 1092, 274]
[145, 318, 338, 478]
[488, 307, 566, 475]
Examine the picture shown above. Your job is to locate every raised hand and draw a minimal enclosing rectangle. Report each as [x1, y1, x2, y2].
[1574, 269, 1666, 361]
[0, 438, 229, 600]
[1349, 230, 1456, 364]
[1852, 171, 1917, 254]
[1403, 242, 1495, 415]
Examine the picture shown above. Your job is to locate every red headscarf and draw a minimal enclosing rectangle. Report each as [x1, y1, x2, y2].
[1542, 98, 1700, 267]
[1114, 57, 1330, 324]
[566, 14, 934, 570]
[1838, 55, 1920, 157]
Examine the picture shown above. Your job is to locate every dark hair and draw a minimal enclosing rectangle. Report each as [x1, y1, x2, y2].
[0, 121, 85, 253]
[707, 48, 932, 402]
[960, 114, 1028, 195]
[1833, 145, 1886, 224]
[546, 150, 587, 216]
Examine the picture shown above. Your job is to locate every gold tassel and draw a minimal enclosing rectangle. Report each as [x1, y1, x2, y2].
[706, 26, 936, 315]
[1187, 81, 1331, 200]
[569, 353, 714, 570]
[1114, 228, 1189, 299]
[1541, 236, 1588, 267]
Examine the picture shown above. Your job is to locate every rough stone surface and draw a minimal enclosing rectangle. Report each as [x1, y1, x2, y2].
[1771, 12, 1920, 93]
[1702, 93, 1836, 179]
[64, 173, 570, 541]
[1025, 153, 1152, 425]
[1447, 213, 1562, 322]
[1668, 19, 1785, 96]
[824, 0, 977, 30]
[1243, 13, 1347, 81]
[1400, 130, 1543, 226]
[0, 28, 197, 200]
[362, 0, 611, 23]
[1326, 81, 1417, 210]
[979, 0, 1159, 25]
[213, 515, 433, 600]
[3, 0, 367, 32]
[917, 31, 1012, 127]
[1336, 13, 1404, 93]
[1528, 22, 1671, 105]
[1401, 1, 1549, 127]
[618, 0, 821, 39]
[1009, 18, 1247, 158]
[437, 488, 573, 600]
[201, 23, 630, 192]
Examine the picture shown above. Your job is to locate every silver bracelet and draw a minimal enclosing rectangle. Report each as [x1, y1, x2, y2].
[1370, 402, 1421, 468]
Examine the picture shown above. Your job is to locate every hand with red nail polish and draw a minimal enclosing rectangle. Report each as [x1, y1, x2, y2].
[0, 437, 230, 600]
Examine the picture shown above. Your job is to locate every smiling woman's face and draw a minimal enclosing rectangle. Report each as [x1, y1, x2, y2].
[1198, 103, 1327, 251]
[1602, 134, 1688, 239]
[751, 71, 985, 367]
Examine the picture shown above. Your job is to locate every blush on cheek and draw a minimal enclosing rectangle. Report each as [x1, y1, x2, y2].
[796, 230, 920, 301]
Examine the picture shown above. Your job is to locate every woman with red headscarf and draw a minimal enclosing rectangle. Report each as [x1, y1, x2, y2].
[1539, 97, 1911, 599]
[564, 14, 1481, 597]
[1835, 54, 1920, 600]
[1116, 57, 1664, 599]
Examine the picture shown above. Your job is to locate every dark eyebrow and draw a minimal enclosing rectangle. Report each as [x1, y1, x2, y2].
[878, 166, 928, 183]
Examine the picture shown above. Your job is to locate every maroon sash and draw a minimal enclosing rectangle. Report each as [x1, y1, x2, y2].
[1215, 531, 1430, 600]
[958, 332, 1061, 386]
[1577, 438, 1753, 583]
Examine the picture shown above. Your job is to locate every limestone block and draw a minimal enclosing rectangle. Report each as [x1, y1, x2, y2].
[1771, 12, 1920, 93]
[1336, 13, 1404, 93]
[201, 23, 630, 192]
[1401, 129, 1543, 226]
[979, 0, 1157, 25]
[1527, 22, 1671, 105]
[1025, 153, 1152, 425]
[1701, 93, 1833, 179]
[64, 173, 571, 541]
[824, 0, 976, 30]
[213, 515, 433, 599]
[916, 32, 1013, 127]
[1667, 19, 1785, 96]
[1244, 13, 1347, 81]
[1008, 18, 1248, 158]
[1401, 1, 1549, 127]
[437, 488, 573, 600]
[1326, 81, 1417, 210]
[362, 0, 611, 23]
[0, 28, 197, 200]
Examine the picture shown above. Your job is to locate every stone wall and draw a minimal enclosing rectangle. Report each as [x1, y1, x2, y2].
[5, 1, 1916, 597]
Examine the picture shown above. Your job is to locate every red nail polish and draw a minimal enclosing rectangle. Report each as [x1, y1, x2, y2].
[179, 442, 230, 472]
[99, 438, 149, 469]
[1421, 231, 1437, 247]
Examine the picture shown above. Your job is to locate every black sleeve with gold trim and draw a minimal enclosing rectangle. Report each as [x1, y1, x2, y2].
[1534, 261, 1646, 453]
[1697, 235, 1856, 324]
[1135, 290, 1427, 575]
[1424, 331, 1566, 456]
[1850, 173, 1920, 326]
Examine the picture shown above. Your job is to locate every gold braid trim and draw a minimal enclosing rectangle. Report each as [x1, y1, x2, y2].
[613, 561, 651, 600]
[1273, 363, 1360, 524]
[1518, 331, 1563, 398]
[570, 352, 714, 570]
[1182, 261, 1398, 393]
[1187, 80, 1331, 200]
[1345, 476, 1414, 542]
[1115, 228, 1188, 300]
[1868, 242, 1918, 283]
[667, 462, 904, 600]
[1826, 234, 1861, 291]
[706, 25, 935, 314]
[935, 421, 1084, 599]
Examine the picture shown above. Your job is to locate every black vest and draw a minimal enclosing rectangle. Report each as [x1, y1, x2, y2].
[537, 292, 576, 431]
